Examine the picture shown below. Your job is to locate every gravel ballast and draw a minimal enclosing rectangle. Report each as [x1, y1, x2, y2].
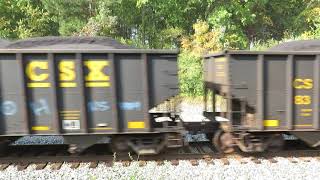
[0, 158, 319, 180]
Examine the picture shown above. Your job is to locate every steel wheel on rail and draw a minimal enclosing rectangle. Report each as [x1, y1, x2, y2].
[213, 129, 235, 154]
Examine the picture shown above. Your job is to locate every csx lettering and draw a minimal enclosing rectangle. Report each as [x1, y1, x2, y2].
[59, 61, 77, 88]
[26, 61, 50, 88]
[293, 79, 313, 89]
[84, 61, 109, 81]
[26, 61, 49, 81]
[84, 60, 110, 87]
[59, 61, 76, 81]
[25, 60, 110, 88]
[294, 95, 311, 105]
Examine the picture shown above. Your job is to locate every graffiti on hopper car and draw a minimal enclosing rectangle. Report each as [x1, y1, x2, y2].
[29, 98, 51, 116]
[88, 101, 110, 112]
[119, 102, 142, 111]
[1, 101, 17, 116]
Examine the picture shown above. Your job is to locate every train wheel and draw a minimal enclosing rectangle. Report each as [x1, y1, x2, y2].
[267, 134, 284, 152]
[213, 130, 235, 154]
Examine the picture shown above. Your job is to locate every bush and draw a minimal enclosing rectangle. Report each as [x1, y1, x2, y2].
[178, 51, 204, 97]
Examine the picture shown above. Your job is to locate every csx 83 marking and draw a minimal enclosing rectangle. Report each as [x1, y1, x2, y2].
[26, 60, 110, 88]
[293, 79, 313, 89]
[294, 95, 311, 105]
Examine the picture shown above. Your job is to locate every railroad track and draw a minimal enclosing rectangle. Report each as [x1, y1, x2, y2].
[0, 141, 319, 171]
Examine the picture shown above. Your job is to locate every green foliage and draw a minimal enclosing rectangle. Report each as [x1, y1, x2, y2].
[0, 0, 57, 39]
[78, 1, 117, 36]
[59, 18, 87, 36]
[181, 21, 223, 55]
[41, 0, 93, 36]
[178, 51, 203, 96]
[250, 39, 280, 50]
[16, 2, 57, 38]
[2, 0, 319, 49]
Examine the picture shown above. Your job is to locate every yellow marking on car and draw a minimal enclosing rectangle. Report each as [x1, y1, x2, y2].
[301, 109, 312, 112]
[294, 95, 311, 105]
[32, 126, 50, 131]
[128, 121, 145, 129]
[27, 82, 50, 88]
[263, 120, 279, 127]
[216, 64, 224, 70]
[26, 61, 51, 88]
[60, 111, 80, 113]
[293, 78, 313, 89]
[62, 117, 80, 120]
[85, 82, 110, 87]
[294, 124, 312, 127]
[60, 82, 77, 87]
[216, 72, 225, 77]
[215, 57, 226, 62]
[59, 60, 77, 87]
[300, 113, 312, 117]
[59, 61, 76, 80]
[61, 113, 80, 116]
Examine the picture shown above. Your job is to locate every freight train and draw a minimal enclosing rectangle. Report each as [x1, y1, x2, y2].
[0, 37, 319, 155]
[204, 40, 320, 153]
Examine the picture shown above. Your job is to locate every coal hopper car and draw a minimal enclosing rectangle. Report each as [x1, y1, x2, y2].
[204, 41, 320, 153]
[0, 37, 183, 155]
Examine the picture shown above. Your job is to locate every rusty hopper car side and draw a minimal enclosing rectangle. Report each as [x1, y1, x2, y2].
[0, 47, 183, 155]
[204, 50, 320, 153]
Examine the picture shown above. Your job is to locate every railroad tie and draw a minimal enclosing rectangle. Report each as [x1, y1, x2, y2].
[221, 158, 230, 165]
[300, 157, 311, 162]
[35, 163, 48, 170]
[204, 156, 214, 165]
[0, 163, 10, 171]
[240, 159, 248, 164]
[268, 158, 278, 163]
[16, 163, 30, 171]
[251, 158, 262, 164]
[190, 159, 199, 166]
[89, 161, 99, 169]
[156, 160, 164, 166]
[122, 161, 131, 167]
[205, 159, 214, 165]
[233, 155, 246, 164]
[50, 162, 63, 170]
[104, 161, 113, 167]
[170, 159, 179, 166]
[138, 160, 147, 167]
[288, 157, 298, 163]
[70, 162, 80, 169]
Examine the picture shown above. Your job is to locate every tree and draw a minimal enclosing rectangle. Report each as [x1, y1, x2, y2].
[41, 0, 95, 36]
[0, 0, 57, 39]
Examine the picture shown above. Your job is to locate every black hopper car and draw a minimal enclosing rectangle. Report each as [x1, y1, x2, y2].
[0, 37, 183, 155]
[0, 37, 320, 155]
[203, 40, 320, 153]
